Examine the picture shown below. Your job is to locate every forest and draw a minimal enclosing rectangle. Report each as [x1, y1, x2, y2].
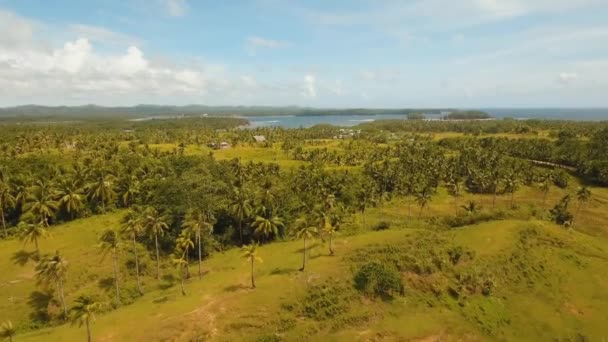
[0, 117, 608, 341]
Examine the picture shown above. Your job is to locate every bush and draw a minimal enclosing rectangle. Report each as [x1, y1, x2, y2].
[550, 195, 573, 226]
[373, 221, 390, 231]
[300, 282, 354, 320]
[354, 261, 403, 298]
[551, 169, 569, 189]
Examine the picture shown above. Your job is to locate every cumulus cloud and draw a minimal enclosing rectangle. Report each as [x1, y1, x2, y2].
[246, 36, 287, 56]
[558, 72, 579, 84]
[165, 0, 187, 17]
[302, 74, 317, 98]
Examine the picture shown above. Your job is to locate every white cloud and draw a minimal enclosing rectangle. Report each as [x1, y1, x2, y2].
[165, 0, 187, 17]
[69, 24, 141, 47]
[246, 36, 287, 56]
[558, 72, 579, 85]
[302, 74, 317, 98]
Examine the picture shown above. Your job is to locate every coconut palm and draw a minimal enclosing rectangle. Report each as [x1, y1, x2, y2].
[86, 169, 116, 212]
[35, 251, 68, 319]
[182, 208, 214, 279]
[25, 185, 58, 227]
[503, 171, 519, 208]
[230, 187, 252, 245]
[415, 187, 433, 218]
[58, 179, 85, 219]
[98, 228, 121, 306]
[19, 221, 49, 255]
[175, 230, 194, 279]
[120, 208, 144, 294]
[322, 213, 338, 256]
[172, 253, 188, 296]
[574, 186, 592, 226]
[143, 207, 169, 279]
[251, 215, 284, 241]
[538, 173, 552, 210]
[70, 295, 103, 342]
[0, 320, 15, 342]
[296, 220, 317, 271]
[0, 181, 15, 236]
[241, 243, 262, 289]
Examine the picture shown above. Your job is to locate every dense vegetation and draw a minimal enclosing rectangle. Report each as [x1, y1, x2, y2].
[0, 116, 607, 341]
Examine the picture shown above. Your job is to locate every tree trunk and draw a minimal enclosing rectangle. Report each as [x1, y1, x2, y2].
[155, 233, 160, 279]
[329, 234, 334, 256]
[112, 247, 120, 306]
[0, 207, 5, 237]
[362, 210, 366, 229]
[185, 249, 191, 279]
[58, 279, 67, 320]
[132, 236, 143, 295]
[250, 258, 255, 289]
[300, 237, 307, 271]
[510, 192, 515, 208]
[238, 219, 243, 245]
[86, 317, 91, 342]
[542, 191, 548, 210]
[180, 267, 186, 296]
[492, 190, 497, 209]
[35, 239, 40, 255]
[197, 227, 202, 279]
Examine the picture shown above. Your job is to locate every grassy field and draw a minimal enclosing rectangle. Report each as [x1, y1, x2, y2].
[1, 175, 607, 341]
[3, 141, 608, 341]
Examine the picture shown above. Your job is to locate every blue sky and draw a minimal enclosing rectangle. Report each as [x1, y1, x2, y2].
[1, 0, 608, 107]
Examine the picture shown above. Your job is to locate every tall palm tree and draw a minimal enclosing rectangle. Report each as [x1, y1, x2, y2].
[230, 187, 252, 245]
[322, 213, 338, 256]
[415, 187, 433, 218]
[175, 230, 194, 279]
[241, 244, 262, 289]
[574, 186, 592, 227]
[58, 179, 85, 219]
[98, 228, 121, 306]
[25, 185, 58, 227]
[172, 253, 188, 296]
[19, 221, 49, 255]
[35, 251, 68, 319]
[539, 173, 552, 210]
[143, 207, 169, 279]
[0, 320, 15, 342]
[182, 208, 214, 279]
[120, 208, 144, 294]
[251, 215, 284, 241]
[0, 181, 15, 236]
[70, 295, 103, 342]
[296, 220, 317, 271]
[87, 169, 116, 212]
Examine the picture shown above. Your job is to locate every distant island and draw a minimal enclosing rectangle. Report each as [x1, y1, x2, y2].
[445, 110, 493, 120]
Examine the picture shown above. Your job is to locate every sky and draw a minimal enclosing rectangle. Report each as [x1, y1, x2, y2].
[1, 0, 608, 108]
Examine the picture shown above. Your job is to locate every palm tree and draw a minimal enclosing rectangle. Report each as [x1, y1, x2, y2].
[296, 220, 317, 271]
[19, 221, 49, 255]
[539, 173, 552, 210]
[58, 179, 85, 219]
[241, 244, 262, 289]
[415, 187, 433, 218]
[25, 185, 58, 227]
[87, 169, 116, 212]
[322, 213, 338, 256]
[70, 295, 103, 342]
[172, 253, 188, 296]
[574, 186, 592, 227]
[143, 207, 169, 279]
[0, 181, 15, 236]
[0, 321, 15, 342]
[120, 208, 144, 294]
[35, 251, 68, 319]
[230, 187, 252, 245]
[98, 228, 121, 306]
[503, 172, 519, 208]
[251, 215, 284, 241]
[175, 230, 194, 279]
[182, 208, 214, 279]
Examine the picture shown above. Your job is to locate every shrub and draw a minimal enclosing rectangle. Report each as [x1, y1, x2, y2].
[551, 169, 569, 189]
[354, 261, 403, 298]
[373, 221, 390, 231]
[550, 195, 573, 226]
[300, 282, 354, 320]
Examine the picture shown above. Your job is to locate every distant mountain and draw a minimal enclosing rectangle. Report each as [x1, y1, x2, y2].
[0, 105, 451, 119]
